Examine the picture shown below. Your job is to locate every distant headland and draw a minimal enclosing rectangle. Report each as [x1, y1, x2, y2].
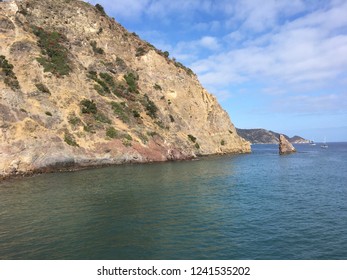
[236, 128, 309, 144]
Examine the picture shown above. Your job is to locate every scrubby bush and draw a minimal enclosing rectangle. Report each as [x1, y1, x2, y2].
[124, 72, 138, 93]
[136, 47, 147, 57]
[95, 4, 106, 15]
[153, 83, 162, 91]
[0, 55, 20, 90]
[90, 41, 105, 55]
[94, 112, 111, 124]
[68, 115, 81, 126]
[143, 94, 158, 119]
[64, 132, 79, 147]
[163, 51, 169, 58]
[32, 26, 71, 76]
[35, 83, 50, 93]
[106, 127, 118, 138]
[133, 110, 140, 118]
[188, 134, 197, 143]
[111, 101, 129, 123]
[80, 99, 97, 114]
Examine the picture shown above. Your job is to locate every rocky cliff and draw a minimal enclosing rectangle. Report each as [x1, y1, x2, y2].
[236, 128, 309, 144]
[279, 134, 296, 155]
[0, 0, 250, 179]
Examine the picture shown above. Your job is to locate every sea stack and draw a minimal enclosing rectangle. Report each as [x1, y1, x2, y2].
[279, 134, 296, 155]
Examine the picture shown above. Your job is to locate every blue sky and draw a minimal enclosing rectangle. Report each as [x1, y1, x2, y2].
[86, 0, 347, 141]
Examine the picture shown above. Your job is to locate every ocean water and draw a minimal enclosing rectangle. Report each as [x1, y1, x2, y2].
[0, 143, 346, 260]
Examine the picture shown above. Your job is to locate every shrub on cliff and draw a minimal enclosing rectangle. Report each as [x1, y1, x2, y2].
[80, 99, 97, 114]
[32, 26, 71, 76]
[188, 134, 197, 143]
[124, 72, 138, 93]
[90, 41, 104, 55]
[64, 132, 79, 147]
[143, 94, 158, 119]
[0, 55, 20, 90]
[95, 4, 106, 16]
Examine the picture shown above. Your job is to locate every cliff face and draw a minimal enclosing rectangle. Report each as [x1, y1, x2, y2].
[279, 134, 296, 155]
[0, 0, 250, 179]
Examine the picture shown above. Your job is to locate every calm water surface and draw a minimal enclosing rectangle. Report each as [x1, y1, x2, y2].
[1, 143, 346, 259]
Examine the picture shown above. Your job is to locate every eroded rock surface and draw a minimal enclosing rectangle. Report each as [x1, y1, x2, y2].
[279, 134, 296, 155]
[0, 0, 250, 179]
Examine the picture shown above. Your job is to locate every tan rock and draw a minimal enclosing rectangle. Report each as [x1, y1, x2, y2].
[279, 134, 296, 155]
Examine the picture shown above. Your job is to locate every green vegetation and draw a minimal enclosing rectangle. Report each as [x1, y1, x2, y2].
[32, 26, 71, 76]
[173, 59, 194, 76]
[80, 99, 97, 114]
[143, 94, 158, 119]
[95, 4, 106, 15]
[80, 98, 111, 124]
[88, 71, 110, 95]
[64, 132, 79, 147]
[94, 112, 111, 124]
[83, 123, 95, 134]
[68, 115, 81, 126]
[221, 140, 226, 146]
[163, 51, 169, 58]
[195, 143, 200, 149]
[105, 127, 133, 146]
[111, 101, 129, 123]
[132, 110, 140, 118]
[137, 132, 149, 144]
[90, 41, 104, 55]
[0, 55, 20, 90]
[45, 111, 52, 116]
[147, 131, 158, 137]
[169, 115, 175, 122]
[35, 83, 50, 94]
[188, 134, 197, 143]
[87, 71, 125, 97]
[115, 57, 127, 69]
[153, 83, 162, 91]
[124, 72, 138, 93]
[136, 47, 147, 57]
[106, 127, 118, 139]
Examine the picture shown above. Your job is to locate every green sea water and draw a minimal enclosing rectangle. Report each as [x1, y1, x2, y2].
[0, 143, 346, 259]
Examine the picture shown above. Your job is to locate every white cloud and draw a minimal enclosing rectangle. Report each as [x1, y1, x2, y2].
[199, 36, 221, 50]
[191, 1, 347, 103]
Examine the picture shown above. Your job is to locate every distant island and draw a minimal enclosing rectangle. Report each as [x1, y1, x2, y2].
[236, 128, 309, 144]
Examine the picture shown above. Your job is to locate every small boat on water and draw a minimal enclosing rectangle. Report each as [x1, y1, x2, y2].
[321, 138, 328, 149]
[309, 140, 316, 146]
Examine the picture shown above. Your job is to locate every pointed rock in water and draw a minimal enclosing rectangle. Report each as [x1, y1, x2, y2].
[279, 134, 296, 155]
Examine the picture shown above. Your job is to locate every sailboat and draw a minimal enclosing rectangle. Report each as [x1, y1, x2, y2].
[321, 137, 328, 149]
